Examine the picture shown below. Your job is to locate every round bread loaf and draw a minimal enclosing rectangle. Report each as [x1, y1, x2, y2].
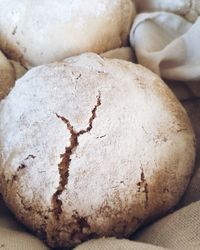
[0, 0, 135, 67]
[0, 53, 195, 248]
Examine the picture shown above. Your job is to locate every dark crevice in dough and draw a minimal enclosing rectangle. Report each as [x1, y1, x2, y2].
[16, 192, 45, 216]
[52, 114, 78, 219]
[24, 154, 36, 160]
[137, 168, 148, 208]
[9, 155, 36, 183]
[12, 25, 18, 35]
[75, 73, 82, 80]
[11, 154, 36, 182]
[96, 134, 106, 139]
[16, 192, 48, 241]
[52, 92, 101, 220]
[17, 164, 27, 171]
[69, 210, 98, 243]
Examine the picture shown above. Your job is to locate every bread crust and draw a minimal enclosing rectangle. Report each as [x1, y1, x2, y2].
[0, 53, 195, 248]
[0, 0, 135, 67]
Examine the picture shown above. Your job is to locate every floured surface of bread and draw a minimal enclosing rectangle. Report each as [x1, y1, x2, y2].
[0, 0, 135, 67]
[0, 53, 195, 248]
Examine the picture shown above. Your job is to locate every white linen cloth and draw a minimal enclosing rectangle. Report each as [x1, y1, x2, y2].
[130, 12, 200, 82]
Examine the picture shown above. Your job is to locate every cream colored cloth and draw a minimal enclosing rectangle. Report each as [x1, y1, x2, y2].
[75, 238, 168, 250]
[130, 12, 200, 82]
[133, 201, 200, 250]
[129, 10, 200, 105]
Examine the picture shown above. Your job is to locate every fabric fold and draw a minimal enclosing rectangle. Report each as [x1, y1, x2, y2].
[130, 12, 200, 81]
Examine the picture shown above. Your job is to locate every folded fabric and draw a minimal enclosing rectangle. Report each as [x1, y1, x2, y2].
[75, 238, 168, 250]
[133, 201, 200, 250]
[130, 12, 200, 81]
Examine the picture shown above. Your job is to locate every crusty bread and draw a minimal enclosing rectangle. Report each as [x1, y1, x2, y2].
[0, 53, 195, 248]
[0, 0, 135, 67]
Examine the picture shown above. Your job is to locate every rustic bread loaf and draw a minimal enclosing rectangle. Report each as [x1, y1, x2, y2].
[0, 53, 195, 248]
[0, 0, 135, 67]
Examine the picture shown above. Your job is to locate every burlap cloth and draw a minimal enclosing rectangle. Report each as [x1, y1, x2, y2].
[1, 5, 200, 250]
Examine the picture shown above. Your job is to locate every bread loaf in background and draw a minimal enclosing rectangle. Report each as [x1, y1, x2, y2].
[0, 0, 135, 67]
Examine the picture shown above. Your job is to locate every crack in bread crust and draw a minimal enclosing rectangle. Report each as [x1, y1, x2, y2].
[52, 92, 101, 221]
[137, 168, 149, 208]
